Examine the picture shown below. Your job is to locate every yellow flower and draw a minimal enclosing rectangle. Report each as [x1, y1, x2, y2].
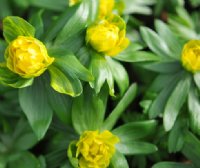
[5, 36, 54, 78]
[181, 40, 200, 73]
[76, 130, 119, 168]
[99, 0, 115, 19]
[69, 0, 80, 6]
[86, 14, 130, 56]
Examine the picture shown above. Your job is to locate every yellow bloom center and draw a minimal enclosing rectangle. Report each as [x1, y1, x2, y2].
[86, 14, 130, 57]
[181, 40, 200, 73]
[99, 0, 115, 19]
[5, 36, 54, 78]
[76, 130, 119, 168]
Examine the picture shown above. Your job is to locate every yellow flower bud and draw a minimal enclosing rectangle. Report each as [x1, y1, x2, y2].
[86, 14, 130, 56]
[76, 130, 119, 168]
[69, 0, 80, 6]
[99, 0, 115, 19]
[181, 40, 200, 73]
[5, 36, 54, 78]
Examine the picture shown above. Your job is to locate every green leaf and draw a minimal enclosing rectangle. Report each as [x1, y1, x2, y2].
[182, 131, 200, 167]
[149, 72, 182, 118]
[152, 162, 194, 168]
[140, 27, 172, 58]
[164, 74, 191, 131]
[102, 84, 137, 130]
[168, 119, 185, 153]
[29, 0, 67, 11]
[3, 16, 35, 43]
[107, 57, 129, 96]
[43, 5, 78, 42]
[29, 10, 44, 39]
[112, 120, 157, 142]
[48, 65, 82, 97]
[109, 150, 129, 168]
[8, 152, 41, 168]
[116, 142, 157, 155]
[115, 45, 160, 62]
[194, 72, 200, 90]
[72, 85, 108, 134]
[0, 65, 34, 88]
[188, 86, 200, 135]
[47, 87, 72, 124]
[55, 0, 98, 44]
[19, 77, 53, 139]
[155, 20, 182, 59]
[89, 53, 114, 96]
[141, 61, 182, 73]
[53, 53, 93, 82]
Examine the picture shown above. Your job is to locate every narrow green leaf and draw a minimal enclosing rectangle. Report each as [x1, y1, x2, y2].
[115, 50, 160, 62]
[29, 0, 67, 11]
[141, 61, 182, 73]
[182, 131, 200, 167]
[19, 78, 53, 139]
[188, 86, 200, 135]
[48, 65, 82, 97]
[116, 142, 157, 155]
[168, 119, 185, 153]
[43, 5, 78, 42]
[72, 85, 108, 134]
[155, 20, 182, 59]
[194, 72, 200, 90]
[164, 74, 191, 131]
[149, 72, 182, 118]
[67, 141, 79, 168]
[102, 84, 137, 130]
[107, 57, 129, 96]
[55, 0, 98, 44]
[109, 150, 129, 168]
[3, 16, 35, 43]
[140, 27, 172, 58]
[152, 162, 194, 168]
[112, 120, 157, 142]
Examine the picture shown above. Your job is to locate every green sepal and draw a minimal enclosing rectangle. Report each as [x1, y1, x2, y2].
[0, 64, 34, 88]
[3, 16, 35, 43]
[67, 141, 79, 168]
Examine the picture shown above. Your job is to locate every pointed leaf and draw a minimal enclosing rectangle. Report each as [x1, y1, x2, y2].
[152, 162, 194, 168]
[188, 87, 200, 135]
[19, 78, 53, 139]
[164, 74, 191, 131]
[140, 27, 172, 58]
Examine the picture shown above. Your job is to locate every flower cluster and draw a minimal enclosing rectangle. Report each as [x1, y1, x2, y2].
[86, 0, 129, 56]
[5, 36, 54, 78]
